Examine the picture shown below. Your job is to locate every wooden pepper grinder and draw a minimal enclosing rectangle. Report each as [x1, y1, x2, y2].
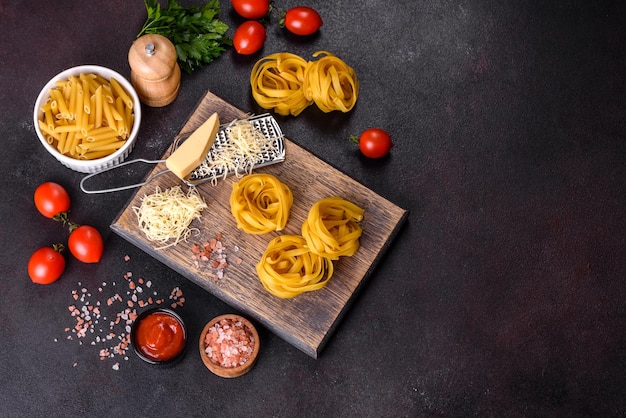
[128, 34, 181, 107]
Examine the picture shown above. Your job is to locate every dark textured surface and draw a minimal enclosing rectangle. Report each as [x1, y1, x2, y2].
[1, 0, 625, 416]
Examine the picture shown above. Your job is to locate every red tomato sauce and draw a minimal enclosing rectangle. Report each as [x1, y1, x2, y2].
[134, 311, 185, 362]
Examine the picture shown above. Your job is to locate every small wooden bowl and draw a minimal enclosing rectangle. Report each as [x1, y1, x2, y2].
[199, 314, 260, 378]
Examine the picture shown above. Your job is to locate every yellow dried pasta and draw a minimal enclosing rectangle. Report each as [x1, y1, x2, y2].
[302, 197, 364, 260]
[303, 51, 359, 113]
[250, 51, 358, 116]
[256, 235, 334, 299]
[38, 73, 134, 160]
[230, 174, 293, 234]
[250, 52, 311, 116]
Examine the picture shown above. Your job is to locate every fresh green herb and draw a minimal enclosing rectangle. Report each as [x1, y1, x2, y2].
[138, 0, 231, 74]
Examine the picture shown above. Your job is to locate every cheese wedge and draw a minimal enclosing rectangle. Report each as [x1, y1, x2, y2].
[166, 113, 220, 180]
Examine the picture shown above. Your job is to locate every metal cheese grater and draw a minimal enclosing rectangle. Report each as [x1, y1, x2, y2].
[179, 113, 285, 187]
[79, 113, 286, 194]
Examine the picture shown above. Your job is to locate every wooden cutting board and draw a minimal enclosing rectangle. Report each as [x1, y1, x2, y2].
[111, 91, 408, 358]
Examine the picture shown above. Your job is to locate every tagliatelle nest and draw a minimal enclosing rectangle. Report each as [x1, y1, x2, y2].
[250, 51, 359, 116]
[229, 173, 293, 234]
[132, 186, 208, 249]
[301, 197, 364, 260]
[255, 235, 334, 299]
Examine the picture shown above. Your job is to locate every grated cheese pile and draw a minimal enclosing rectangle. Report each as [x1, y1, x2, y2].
[133, 186, 208, 249]
[195, 118, 276, 185]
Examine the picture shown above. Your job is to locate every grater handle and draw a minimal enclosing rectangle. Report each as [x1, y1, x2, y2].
[79, 158, 168, 194]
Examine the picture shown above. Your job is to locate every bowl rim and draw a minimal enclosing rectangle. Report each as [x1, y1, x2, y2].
[33, 64, 141, 170]
[199, 313, 260, 378]
[131, 307, 187, 365]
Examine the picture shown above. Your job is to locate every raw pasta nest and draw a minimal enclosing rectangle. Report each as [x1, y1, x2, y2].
[229, 174, 293, 234]
[250, 51, 359, 116]
[255, 235, 334, 299]
[302, 197, 365, 260]
[250, 53, 310, 117]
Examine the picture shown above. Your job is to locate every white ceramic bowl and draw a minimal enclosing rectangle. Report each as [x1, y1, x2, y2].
[33, 65, 141, 173]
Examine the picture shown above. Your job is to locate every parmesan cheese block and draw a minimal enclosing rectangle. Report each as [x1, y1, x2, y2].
[166, 112, 220, 180]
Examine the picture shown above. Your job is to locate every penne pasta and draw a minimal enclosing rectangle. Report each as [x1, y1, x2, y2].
[68, 78, 78, 120]
[81, 73, 100, 95]
[38, 119, 62, 141]
[84, 126, 117, 139]
[94, 85, 104, 128]
[80, 150, 116, 160]
[102, 98, 117, 129]
[38, 71, 135, 161]
[41, 103, 55, 131]
[88, 95, 96, 126]
[81, 77, 91, 114]
[53, 124, 84, 133]
[114, 97, 129, 137]
[62, 131, 76, 155]
[50, 89, 71, 120]
[56, 132, 68, 152]
[110, 77, 134, 109]
[85, 140, 126, 152]
[85, 129, 119, 143]
[78, 136, 120, 150]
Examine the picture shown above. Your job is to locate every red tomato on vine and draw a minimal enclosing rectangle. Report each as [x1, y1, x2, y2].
[28, 245, 66, 284]
[351, 128, 393, 158]
[68, 225, 104, 263]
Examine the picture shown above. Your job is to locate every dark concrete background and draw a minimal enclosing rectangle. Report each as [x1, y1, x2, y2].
[1, 0, 625, 416]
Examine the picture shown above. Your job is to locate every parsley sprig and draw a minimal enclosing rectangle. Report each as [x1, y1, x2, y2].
[138, 0, 231, 74]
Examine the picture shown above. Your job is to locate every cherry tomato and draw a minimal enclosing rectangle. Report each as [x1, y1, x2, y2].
[28, 245, 65, 284]
[357, 128, 393, 158]
[283, 7, 323, 36]
[68, 225, 104, 263]
[231, 0, 269, 19]
[34, 182, 70, 218]
[233, 20, 266, 55]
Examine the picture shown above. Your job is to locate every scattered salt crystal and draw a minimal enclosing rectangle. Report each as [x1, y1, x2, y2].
[62, 255, 185, 370]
